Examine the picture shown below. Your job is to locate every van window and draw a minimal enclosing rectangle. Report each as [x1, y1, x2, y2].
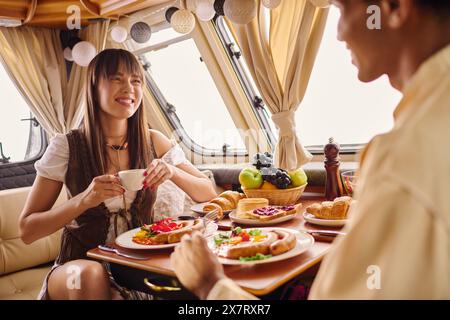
[216, 8, 402, 153]
[138, 27, 247, 155]
[214, 16, 277, 149]
[0, 61, 45, 164]
[296, 7, 402, 149]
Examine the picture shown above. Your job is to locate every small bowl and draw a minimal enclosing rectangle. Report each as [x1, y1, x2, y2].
[341, 170, 358, 196]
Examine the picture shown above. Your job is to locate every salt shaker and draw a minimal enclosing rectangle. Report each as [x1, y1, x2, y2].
[324, 137, 344, 201]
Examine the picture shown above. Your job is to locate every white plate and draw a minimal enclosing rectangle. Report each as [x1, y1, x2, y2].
[228, 210, 300, 226]
[115, 222, 218, 250]
[302, 212, 347, 227]
[191, 202, 233, 215]
[208, 227, 314, 265]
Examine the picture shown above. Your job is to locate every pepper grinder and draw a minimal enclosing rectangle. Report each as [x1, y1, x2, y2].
[324, 137, 344, 201]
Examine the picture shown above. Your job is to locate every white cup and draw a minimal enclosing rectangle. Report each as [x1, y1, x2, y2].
[118, 169, 146, 191]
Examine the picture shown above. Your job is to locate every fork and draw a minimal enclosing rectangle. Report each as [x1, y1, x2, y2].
[98, 244, 149, 260]
[202, 209, 219, 230]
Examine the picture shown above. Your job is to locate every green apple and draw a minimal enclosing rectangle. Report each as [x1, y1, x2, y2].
[288, 168, 308, 187]
[239, 167, 263, 189]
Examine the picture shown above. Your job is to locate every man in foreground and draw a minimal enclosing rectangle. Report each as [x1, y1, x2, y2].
[171, 0, 450, 299]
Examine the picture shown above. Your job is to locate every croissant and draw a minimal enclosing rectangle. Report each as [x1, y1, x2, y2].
[306, 196, 354, 220]
[218, 191, 246, 207]
[203, 191, 246, 216]
[203, 203, 224, 221]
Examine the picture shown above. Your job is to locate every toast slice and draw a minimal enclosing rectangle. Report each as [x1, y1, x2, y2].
[245, 203, 301, 221]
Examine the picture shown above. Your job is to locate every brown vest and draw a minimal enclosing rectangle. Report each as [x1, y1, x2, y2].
[55, 129, 157, 265]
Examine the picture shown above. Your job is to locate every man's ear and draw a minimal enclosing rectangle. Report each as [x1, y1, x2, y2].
[380, 0, 413, 29]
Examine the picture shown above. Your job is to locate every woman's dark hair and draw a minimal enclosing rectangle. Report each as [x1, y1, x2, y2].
[83, 48, 151, 175]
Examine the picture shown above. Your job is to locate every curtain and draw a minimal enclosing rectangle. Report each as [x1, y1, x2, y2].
[230, 0, 329, 170]
[0, 21, 110, 136]
[65, 20, 110, 130]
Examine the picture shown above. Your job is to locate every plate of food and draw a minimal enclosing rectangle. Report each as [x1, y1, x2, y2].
[303, 196, 354, 227]
[115, 217, 218, 250]
[191, 191, 246, 217]
[208, 227, 314, 265]
[229, 203, 302, 226]
[302, 212, 347, 227]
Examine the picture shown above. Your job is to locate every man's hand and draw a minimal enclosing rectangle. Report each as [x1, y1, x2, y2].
[170, 231, 226, 299]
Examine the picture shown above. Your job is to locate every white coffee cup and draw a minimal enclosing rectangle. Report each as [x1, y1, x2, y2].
[118, 169, 146, 191]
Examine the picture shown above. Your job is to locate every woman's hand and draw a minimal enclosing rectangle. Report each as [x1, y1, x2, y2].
[80, 175, 125, 209]
[170, 232, 226, 299]
[142, 159, 174, 190]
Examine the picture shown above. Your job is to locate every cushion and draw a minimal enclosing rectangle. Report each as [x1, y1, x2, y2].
[0, 187, 66, 275]
[0, 264, 53, 300]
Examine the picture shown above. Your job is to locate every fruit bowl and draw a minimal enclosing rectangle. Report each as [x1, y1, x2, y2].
[341, 170, 358, 196]
[242, 183, 307, 206]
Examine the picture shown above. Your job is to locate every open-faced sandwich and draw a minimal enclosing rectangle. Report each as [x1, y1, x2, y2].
[245, 203, 302, 221]
[212, 227, 297, 261]
[132, 218, 204, 245]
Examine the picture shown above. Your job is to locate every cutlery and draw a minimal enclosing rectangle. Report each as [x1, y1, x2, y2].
[202, 209, 219, 229]
[306, 230, 346, 237]
[305, 230, 346, 242]
[98, 244, 149, 260]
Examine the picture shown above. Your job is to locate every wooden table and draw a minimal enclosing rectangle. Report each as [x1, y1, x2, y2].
[87, 197, 340, 297]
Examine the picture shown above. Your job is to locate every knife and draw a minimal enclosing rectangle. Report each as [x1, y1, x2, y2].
[98, 244, 149, 260]
[305, 230, 346, 242]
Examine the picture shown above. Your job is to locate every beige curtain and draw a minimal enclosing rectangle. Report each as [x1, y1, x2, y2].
[230, 0, 329, 170]
[0, 21, 110, 136]
[65, 20, 110, 130]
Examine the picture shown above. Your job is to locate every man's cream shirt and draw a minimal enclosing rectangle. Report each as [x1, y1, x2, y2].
[207, 44, 450, 300]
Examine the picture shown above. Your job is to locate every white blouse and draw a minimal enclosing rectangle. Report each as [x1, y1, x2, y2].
[35, 133, 190, 243]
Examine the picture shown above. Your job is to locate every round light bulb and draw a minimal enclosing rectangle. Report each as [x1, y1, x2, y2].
[262, 0, 281, 9]
[130, 22, 152, 43]
[72, 41, 97, 67]
[110, 25, 128, 43]
[224, 0, 256, 25]
[196, 0, 216, 21]
[63, 47, 74, 61]
[171, 9, 196, 34]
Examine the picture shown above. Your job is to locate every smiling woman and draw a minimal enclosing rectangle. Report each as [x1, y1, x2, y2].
[17, 48, 217, 300]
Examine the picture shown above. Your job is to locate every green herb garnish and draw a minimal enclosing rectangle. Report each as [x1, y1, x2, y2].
[232, 227, 243, 235]
[214, 233, 231, 246]
[239, 253, 272, 262]
[248, 229, 262, 237]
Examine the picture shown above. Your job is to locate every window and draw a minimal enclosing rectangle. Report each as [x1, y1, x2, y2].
[214, 16, 277, 149]
[136, 26, 247, 155]
[296, 7, 402, 149]
[0, 61, 45, 164]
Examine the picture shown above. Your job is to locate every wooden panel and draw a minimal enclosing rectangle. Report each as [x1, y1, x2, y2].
[0, 0, 174, 28]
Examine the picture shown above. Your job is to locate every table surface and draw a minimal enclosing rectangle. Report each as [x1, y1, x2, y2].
[87, 197, 342, 296]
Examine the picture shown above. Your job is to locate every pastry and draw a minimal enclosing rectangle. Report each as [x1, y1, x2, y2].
[236, 198, 269, 218]
[203, 202, 224, 220]
[203, 191, 245, 216]
[306, 196, 354, 220]
[218, 191, 245, 207]
[209, 197, 234, 211]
